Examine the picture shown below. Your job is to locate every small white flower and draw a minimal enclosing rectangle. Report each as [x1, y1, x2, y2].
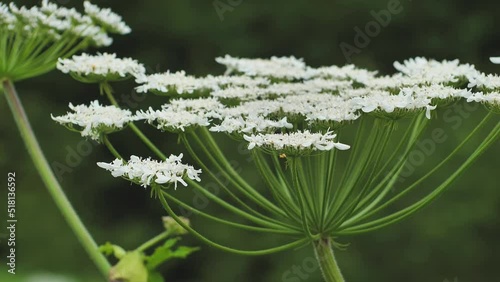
[462, 91, 500, 106]
[202, 75, 270, 90]
[211, 115, 293, 134]
[97, 154, 202, 189]
[83, 1, 130, 34]
[490, 57, 500, 64]
[136, 106, 210, 132]
[393, 57, 479, 85]
[305, 64, 378, 84]
[348, 89, 436, 119]
[135, 71, 201, 94]
[216, 55, 309, 80]
[467, 72, 500, 90]
[399, 85, 471, 101]
[136, 72, 269, 95]
[51, 100, 138, 141]
[57, 53, 145, 82]
[3, 1, 125, 48]
[243, 130, 350, 154]
[0, 3, 16, 30]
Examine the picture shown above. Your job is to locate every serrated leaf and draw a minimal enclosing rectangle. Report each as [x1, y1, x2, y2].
[146, 239, 199, 270]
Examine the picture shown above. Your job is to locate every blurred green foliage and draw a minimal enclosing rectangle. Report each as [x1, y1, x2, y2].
[0, 0, 499, 281]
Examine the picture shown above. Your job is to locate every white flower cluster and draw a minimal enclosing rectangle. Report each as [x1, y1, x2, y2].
[136, 106, 211, 132]
[135, 71, 270, 95]
[243, 130, 350, 154]
[57, 53, 146, 82]
[461, 91, 500, 107]
[210, 80, 352, 101]
[55, 55, 499, 154]
[393, 57, 479, 85]
[215, 55, 377, 83]
[97, 155, 201, 189]
[135, 71, 203, 94]
[51, 100, 138, 141]
[306, 65, 378, 84]
[83, 1, 130, 35]
[0, 1, 129, 47]
[210, 94, 359, 132]
[467, 73, 500, 90]
[210, 116, 293, 134]
[216, 55, 308, 80]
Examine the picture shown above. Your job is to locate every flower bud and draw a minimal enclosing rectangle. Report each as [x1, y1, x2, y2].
[162, 216, 189, 235]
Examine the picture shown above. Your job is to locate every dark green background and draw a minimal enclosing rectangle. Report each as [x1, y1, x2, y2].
[0, 0, 499, 281]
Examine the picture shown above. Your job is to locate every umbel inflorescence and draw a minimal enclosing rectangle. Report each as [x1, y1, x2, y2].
[0, 0, 130, 81]
[52, 53, 499, 248]
[1, 0, 497, 280]
[53, 56, 493, 282]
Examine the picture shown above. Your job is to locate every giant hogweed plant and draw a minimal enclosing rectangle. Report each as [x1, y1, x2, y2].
[1, 2, 198, 282]
[1, 2, 499, 282]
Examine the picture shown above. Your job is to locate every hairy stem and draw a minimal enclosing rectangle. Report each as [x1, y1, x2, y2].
[313, 238, 345, 282]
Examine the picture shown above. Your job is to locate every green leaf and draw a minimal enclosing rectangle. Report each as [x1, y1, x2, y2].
[99, 242, 126, 259]
[146, 238, 199, 270]
[109, 251, 148, 282]
[170, 246, 200, 258]
[147, 271, 165, 282]
[161, 238, 180, 250]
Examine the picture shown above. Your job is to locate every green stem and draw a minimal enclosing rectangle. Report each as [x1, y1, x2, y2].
[338, 121, 499, 235]
[290, 157, 315, 238]
[158, 191, 314, 255]
[182, 135, 285, 222]
[102, 135, 123, 159]
[344, 112, 494, 226]
[101, 82, 167, 160]
[162, 191, 301, 235]
[189, 131, 286, 217]
[313, 238, 345, 282]
[1, 79, 110, 277]
[136, 231, 170, 252]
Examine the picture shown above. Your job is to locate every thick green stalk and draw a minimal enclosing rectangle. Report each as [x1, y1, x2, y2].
[313, 238, 345, 282]
[1, 79, 110, 277]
